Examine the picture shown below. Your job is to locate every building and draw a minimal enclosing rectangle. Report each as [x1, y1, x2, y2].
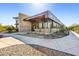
[13, 10, 68, 34]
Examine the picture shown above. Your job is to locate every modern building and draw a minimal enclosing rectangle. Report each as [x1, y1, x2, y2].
[13, 10, 68, 34]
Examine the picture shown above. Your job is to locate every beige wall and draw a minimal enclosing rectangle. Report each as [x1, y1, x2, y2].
[19, 21, 32, 32]
[17, 13, 32, 32]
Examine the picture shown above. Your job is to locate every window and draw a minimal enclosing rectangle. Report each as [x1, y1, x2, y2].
[36, 23, 39, 29]
[51, 21, 53, 28]
[56, 24, 58, 28]
[39, 22, 42, 28]
[53, 22, 57, 27]
[43, 22, 48, 28]
[48, 21, 52, 28]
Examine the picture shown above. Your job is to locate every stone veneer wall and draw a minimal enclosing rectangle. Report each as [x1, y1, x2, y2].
[34, 28, 60, 34]
[17, 13, 32, 32]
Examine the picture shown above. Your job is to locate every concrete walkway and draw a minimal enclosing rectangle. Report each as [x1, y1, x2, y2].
[0, 37, 24, 49]
[1, 31, 79, 55]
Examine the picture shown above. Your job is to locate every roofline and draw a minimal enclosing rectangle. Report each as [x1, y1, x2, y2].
[28, 10, 65, 26]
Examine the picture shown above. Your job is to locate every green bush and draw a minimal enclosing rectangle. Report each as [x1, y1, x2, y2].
[0, 24, 16, 33]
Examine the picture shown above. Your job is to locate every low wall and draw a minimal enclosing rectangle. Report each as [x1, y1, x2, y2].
[34, 28, 60, 34]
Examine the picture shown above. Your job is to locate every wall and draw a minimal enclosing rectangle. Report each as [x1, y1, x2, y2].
[17, 13, 32, 32]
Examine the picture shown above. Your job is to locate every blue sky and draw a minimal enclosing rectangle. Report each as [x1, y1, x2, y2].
[0, 3, 79, 26]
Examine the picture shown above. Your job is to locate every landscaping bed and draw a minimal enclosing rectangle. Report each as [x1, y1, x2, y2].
[0, 44, 73, 56]
[0, 44, 47, 56]
[18, 31, 69, 39]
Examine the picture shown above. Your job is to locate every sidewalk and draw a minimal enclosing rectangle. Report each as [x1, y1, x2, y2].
[0, 37, 24, 49]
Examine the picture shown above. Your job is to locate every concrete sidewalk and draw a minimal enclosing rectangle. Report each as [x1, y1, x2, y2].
[0, 37, 24, 49]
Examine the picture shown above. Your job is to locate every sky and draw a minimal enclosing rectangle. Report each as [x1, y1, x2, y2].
[0, 3, 79, 26]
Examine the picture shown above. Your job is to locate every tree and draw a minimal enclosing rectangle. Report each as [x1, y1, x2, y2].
[6, 25, 16, 33]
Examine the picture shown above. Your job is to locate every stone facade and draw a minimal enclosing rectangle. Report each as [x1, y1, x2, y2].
[14, 13, 32, 32]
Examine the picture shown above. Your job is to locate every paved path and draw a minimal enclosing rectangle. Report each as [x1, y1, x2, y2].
[0, 37, 24, 49]
[1, 31, 79, 55]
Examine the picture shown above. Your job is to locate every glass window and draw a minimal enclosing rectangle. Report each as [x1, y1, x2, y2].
[51, 21, 53, 28]
[48, 21, 52, 28]
[36, 23, 39, 29]
[43, 22, 48, 28]
[53, 22, 57, 27]
[56, 24, 58, 28]
[39, 22, 42, 28]
[57, 24, 60, 28]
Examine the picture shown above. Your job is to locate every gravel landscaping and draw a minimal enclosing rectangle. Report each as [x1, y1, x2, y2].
[0, 44, 47, 56]
[0, 43, 73, 56]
